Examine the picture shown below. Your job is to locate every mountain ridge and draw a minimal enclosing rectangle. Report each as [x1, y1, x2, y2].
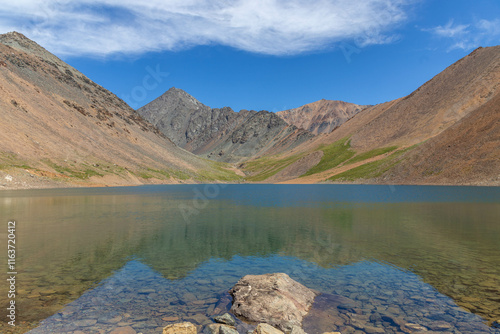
[0, 32, 498, 187]
[137, 88, 314, 163]
[277, 99, 367, 135]
[242, 45, 500, 185]
[0, 32, 241, 189]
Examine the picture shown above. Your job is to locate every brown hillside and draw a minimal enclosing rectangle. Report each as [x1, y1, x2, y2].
[348, 46, 500, 150]
[307, 46, 500, 152]
[244, 46, 500, 185]
[0, 32, 238, 188]
[384, 90, 500, 185]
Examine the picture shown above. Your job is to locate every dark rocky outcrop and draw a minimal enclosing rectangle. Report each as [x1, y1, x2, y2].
[136, 87, 235, 149]
[137, 88, 313, 163]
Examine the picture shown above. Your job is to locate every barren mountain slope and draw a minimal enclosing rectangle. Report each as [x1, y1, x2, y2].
[138, 88, 313, 163]
[277, 99, 367, 135]
[302, 46, 500, 152]
[383, 90, 500, 185]
[347, 46, 500, 150]
[0, 32, 239, 188]
[243, 46, 500, 185]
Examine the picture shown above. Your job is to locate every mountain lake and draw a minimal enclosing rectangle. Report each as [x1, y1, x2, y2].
[0, 184, 499, 334]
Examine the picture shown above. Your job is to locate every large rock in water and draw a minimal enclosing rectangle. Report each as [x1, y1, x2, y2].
[229, 273, 318, 332]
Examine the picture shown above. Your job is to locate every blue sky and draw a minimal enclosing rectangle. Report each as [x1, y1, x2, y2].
[2, 0, 500, 111]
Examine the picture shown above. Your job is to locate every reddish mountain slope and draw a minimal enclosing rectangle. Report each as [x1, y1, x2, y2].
[385, 90, 500, 185]
[277, 99, 366, 135]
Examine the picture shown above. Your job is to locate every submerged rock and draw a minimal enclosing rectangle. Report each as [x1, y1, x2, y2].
[204, 323, 239, 334]
[163, 322, 198, 334]
[220, 325, 239, 334]
[110, 327, 137, 334]
[204, 324, 223, 334]
[229, 273, 318, 332]
[253, 323, 284, 334]
[404, 323, 428, 331]
[289, 326, 306, 334]
[301, 293, 359, 333]
[427, 321, 452, 331]
[214, 313, 236, 326]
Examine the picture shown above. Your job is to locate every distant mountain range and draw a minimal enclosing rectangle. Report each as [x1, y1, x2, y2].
[137, 89, 365, 163]
[1, 32, 498, 188]
[137, 88, 313, 163]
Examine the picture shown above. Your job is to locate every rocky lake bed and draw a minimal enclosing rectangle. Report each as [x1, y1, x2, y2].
[1, 185, 499, 334]
[27, 259, 500, 334]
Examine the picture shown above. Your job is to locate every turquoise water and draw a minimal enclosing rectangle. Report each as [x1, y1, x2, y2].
[0, 185, 499, 333]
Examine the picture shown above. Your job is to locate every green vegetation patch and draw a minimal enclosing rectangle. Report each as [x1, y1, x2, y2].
[131, 167, 186, 180]
[133, 162, 242, 183]
[301, 137, 355, 177]
[346, 146, 398, 165]
[145, 167, 171, 179]
[134, 170, 154, 179]
[42, 160, 103, 180]
[197, 160, 243, 182]
[79, 169, 103, 179]
[244, 153, 305, 182]
[170, 169, 191, 181]
[329, 145, 416, 181]
[0, 152, 34, 170]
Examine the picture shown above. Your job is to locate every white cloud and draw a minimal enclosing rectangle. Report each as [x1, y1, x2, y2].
[0, 0, 413, 57]
[431, 20, 469, 38]
[427, 18, 500, 51]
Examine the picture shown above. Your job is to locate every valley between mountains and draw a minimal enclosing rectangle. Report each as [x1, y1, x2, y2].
[1, 32, 499, 189]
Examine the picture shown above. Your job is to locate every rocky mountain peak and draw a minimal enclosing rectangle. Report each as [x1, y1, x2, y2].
[137, 89, 313, 162]
[0, 31, 62, 65]
[160, 87, 207, 109]
[0, 31, 31, 44]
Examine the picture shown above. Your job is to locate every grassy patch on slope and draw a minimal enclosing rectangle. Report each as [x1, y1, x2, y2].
[329, 145, 416, 181]
[42, 160, 104, 179]
[131, 167, 191, 181]
[0, 152, 34, 170]
[243, 153, 305, 182]
[196, 160, 243, 182]
[301, 137, 355, 177]
[242, 137, 393, 181]
[345, 146, 398, 165]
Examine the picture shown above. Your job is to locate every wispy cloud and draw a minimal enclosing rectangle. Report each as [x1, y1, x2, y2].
[0, 0, 413, 57]
[431, 20, 469, 38]
[426, 18, 500, 51]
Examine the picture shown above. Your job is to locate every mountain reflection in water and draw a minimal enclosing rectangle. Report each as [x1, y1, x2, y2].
[0, 185, 498, 333]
